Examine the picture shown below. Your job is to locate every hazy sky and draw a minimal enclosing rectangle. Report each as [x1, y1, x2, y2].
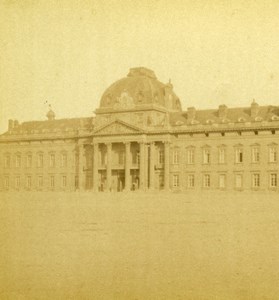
[1, 0, 279, 133]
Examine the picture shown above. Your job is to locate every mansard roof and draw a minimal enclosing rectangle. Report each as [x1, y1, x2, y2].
[170, 105, 279, 126]
[0, 117, 93, 139]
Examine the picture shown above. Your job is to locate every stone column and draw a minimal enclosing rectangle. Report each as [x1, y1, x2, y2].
[106, 143, 112, 191]
[164, 141, 170, 190]
[145, 144, 149, 189]
[149, 142, 155, 190]
[93, 143, 99, 192]
[139, 142, 145, 190]
[79, 144, 85, 191]
[124, 142, 131, 191]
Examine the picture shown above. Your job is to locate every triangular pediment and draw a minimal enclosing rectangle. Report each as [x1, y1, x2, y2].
[93, 119, 144, 136]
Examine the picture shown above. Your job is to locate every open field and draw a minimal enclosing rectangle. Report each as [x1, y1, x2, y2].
[1, 191, 279, 300]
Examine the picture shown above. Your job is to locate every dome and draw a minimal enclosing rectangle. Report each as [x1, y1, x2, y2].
[98, 67, 182, 112]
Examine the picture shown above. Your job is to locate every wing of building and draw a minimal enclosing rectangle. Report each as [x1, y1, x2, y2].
[1, 67, 279, 192]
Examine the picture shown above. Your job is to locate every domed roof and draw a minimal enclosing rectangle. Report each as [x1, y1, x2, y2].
[98, 67, 182, 112]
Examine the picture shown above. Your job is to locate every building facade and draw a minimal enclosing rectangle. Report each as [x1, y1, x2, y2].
[1, 67, 279, 192]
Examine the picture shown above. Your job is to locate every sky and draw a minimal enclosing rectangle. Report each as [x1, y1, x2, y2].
[1, 0, 279, 133]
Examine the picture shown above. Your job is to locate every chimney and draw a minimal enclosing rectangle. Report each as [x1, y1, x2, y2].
[14, 120, 19, 127]
[218, 105, 228, 119]
[187, 107, 196, 121]
[8, 119, 14, 131]
[251, 100, 259, 118]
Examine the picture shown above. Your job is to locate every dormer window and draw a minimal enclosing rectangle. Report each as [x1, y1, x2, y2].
[238, 117, 246, 122]
[137, 91, 144, 103]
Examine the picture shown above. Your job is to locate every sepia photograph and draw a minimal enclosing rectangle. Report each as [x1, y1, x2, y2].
[1, 0, 279, 299]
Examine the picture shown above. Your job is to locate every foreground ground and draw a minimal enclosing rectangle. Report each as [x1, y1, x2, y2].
[1, 191, 279, 300]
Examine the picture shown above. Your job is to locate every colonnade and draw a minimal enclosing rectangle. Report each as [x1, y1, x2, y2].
[78, 140, 170, 191]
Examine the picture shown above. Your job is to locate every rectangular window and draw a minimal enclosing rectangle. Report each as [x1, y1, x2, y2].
[136, 151, 140, 164]
[119, 151, 125, 165]
[15, 176, 20, 189]
[203, 149, 210, 164]
[62, 175, 67, 187]
[269, 147, 277, 162]
[4, 155, 10, 168]
[203, 174, 210, 188]
[252, 173, 260, 188]
[173, 149, 179, 164]
[270, 173, 277, 188]
[50, 175, 55, 188]
[188, 174, 195, 188]
[75, 154, 79, 166]
[75, 175, 79, 189]
[158, 150, 164, 164]
[4, 176, 9, 189]
[173, 174, 179, 187]
[219, 174, 226, 188]
[26, 176, 31, 189]
[15, 155, 21, 168]
[38, 176, 43, 188]
[38, 154, 43, 168]
[235, 174, 243, 189]
[187, 149, 195, 164]
[218, 148, 226, 164]
[235, 148, 243, 163]
[49, 154, 55, 167]
[61, 153, 67, 167]
[252, 147, 260, 163]
[27, 155, 32, 168]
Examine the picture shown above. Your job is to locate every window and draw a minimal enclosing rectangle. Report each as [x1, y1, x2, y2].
[235, 174, 243, 189]
[119, 151, 125, 165]
[75, 175, 79, 189]
[37, 153, 43, 168]
[269, 147, 277, 163]
[26, 176, 31, 189]
[187, 148, 195, 164]
[136, 151, 140, 164]
[173, 174, 179, 187]
[203, 149, 210, 164]
[4, 176, 9, 189]
[15, 176, 20, 189]
[49, 153, 55, 167]
[15, 154, 21, 168]
[252, 147, 260, 163]
[173, 149, 179, 164]
[4, 155, 10, 168]
[27, 154, 32, 168]
[61, 153, 67, 167]
[235, 148, 243, 163]
[158, 150, 164, 164]
[50, 175, 55, 188]
[62, 175, 67, 187]
[270, 173, 277, 188]
[188, 174, 195, 188]
[38, 176, 43, 188]
[252, 173, 260, 188]
[75, 153, 79, 166]
[218, 148, 226, 164]
[219, 174, 226, 189]
[203, 174, 210, 188]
